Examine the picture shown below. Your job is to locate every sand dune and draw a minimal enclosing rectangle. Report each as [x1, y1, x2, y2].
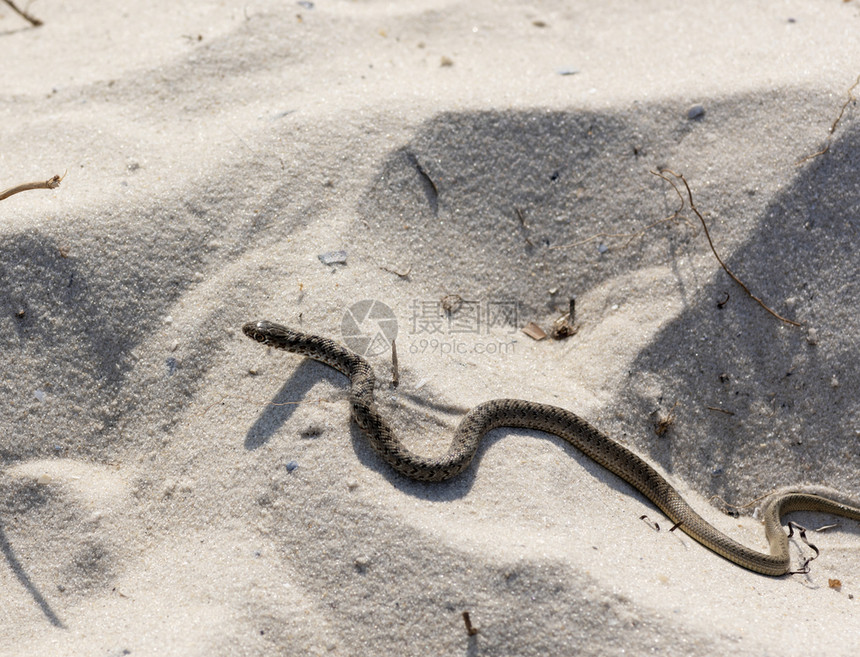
[3, 1, 860, 655]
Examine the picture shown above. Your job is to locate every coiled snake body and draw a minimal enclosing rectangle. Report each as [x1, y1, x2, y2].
[243, 320, 860, 576]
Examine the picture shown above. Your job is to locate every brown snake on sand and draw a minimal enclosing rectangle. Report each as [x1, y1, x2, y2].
[243, 320, 860, 576]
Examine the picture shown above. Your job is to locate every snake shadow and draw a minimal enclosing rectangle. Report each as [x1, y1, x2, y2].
[245, 358, 679, 511]
[244, 360, 346, 450]
[348, 417, 668, 506]
[241, 351, 833, 575]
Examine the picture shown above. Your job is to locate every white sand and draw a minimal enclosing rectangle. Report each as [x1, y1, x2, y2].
[3, 0, 860, 654]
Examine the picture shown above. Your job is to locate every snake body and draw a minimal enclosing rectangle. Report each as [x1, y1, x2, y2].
[243, 320, 860, 576]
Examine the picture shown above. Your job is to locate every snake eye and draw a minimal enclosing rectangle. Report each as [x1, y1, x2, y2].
[242, 321, 263, 340]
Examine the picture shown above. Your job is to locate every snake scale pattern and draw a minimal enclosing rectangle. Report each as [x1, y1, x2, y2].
[243, 320, 860, 576]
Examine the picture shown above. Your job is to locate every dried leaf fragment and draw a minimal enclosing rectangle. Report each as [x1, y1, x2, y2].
[522, 322, 547, 341]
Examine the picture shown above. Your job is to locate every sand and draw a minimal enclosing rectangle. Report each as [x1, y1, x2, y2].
[2, 0, 860, 654]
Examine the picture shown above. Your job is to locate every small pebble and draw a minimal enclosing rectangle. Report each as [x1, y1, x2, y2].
[687, 104, 705, 120]
[286, 460, 299, 472]
[162, 480, 177, 498]
[318, 250, 347, 265]
[556, 68, 579, 76]
[354, 555, 371, 571]
[36, 473, 53, 485]
[440, 56, 454, 67]
[806, 328, 819, 345]
[597, 243, 608, 254]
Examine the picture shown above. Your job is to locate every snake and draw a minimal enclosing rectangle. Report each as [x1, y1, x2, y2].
[243, 320, 860, 576]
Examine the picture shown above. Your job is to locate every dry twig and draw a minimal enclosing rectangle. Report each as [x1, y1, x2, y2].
[0, 173, 64, 201]
[1, 0, 43, 26]
[196, 393, 336, 417]
[550, 297, 577, 339]
[391, 339, 399, 387]
[705, 406, 735, 415]
[787, 521, 820, 574]
[639, 514, 660, 532]
[796, 73, 860, 165]
[652, 170, 801, 327]
[514, 206, 534, 247]
[462, 611, 479, 636]
[380, 265, 412, 278]
[709, 490, 775, 514]
[548, 214, 688, 251]
[550, 175, 689, 251]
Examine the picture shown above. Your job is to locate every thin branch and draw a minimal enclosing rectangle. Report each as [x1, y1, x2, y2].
[0, 173, 63, 202]
[705, 405, 735, 415]
[796, 72, 860, 165]
[379, 265, 412, 278]
[550, 175, 689, 251]
[549, 214, 685, 251]
[652, 170, 801, 327]
[195, 393, 338, 417]
[826, 73, 860, 135]
[1, 0, 43, 26]
[462, 611, 479, 636]
[391, 338, 399, 388]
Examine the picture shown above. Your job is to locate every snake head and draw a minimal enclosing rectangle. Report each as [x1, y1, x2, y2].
[242, 320, 299, 348]
[242, 320, 277, 344]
